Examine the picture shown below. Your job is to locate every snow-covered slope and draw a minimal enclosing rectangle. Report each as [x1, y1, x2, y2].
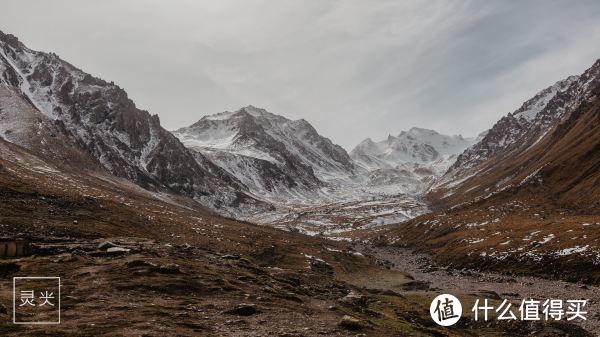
[174, 106, 355, 202]
[350, 128, 476, 195]
[444, 76, 579, 174]
[0, 30, 268, 214]
[352, 127, 474, 168]
[430, 59, 600, 206]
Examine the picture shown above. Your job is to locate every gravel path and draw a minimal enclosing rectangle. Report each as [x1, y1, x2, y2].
[363, 245, 600, 334]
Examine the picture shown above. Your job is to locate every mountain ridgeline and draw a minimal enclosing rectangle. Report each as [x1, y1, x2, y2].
[0, 30, 269, 214]
[0, 28, 597, 224]
[430, 59, 600, 210]
[173, 106, 355, 201]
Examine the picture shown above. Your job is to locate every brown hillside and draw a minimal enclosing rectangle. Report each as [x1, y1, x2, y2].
[376, 92, 600, 284]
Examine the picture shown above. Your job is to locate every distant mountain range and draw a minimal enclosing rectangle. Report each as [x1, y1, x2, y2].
[173, 107, 477, 203]
[1, 28, 597, 235]
[350, 127, 477, 196]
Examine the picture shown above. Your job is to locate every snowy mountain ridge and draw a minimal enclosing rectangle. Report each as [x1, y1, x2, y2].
[349, 127, 476, 196]
[0, 30, 269, 215]
[446, 75, 580, 174]
[351, 127, 475, 169]
[430, 59, 600, 203]
[174, 106, 356, 203]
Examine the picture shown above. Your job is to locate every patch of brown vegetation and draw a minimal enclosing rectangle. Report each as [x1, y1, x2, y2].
[0, 138, 591, 335]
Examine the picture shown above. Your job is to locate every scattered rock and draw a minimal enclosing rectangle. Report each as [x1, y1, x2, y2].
[277, 292, 303, 303]
[125, 260, 157, 268]
[97, 241, 119, 250]
[501, 292, 520, 297]
[382, 290, 401, 297]
[155, 263, 181, 274]
[478, 290, 501, 300]
[223, 304, 260, 316]
[309, 258, 334, 275]
[221, 254, 241, 260]
[52, 253, 76, 263]
[338, 315, 367, 331]
[422, 265, 439, 273]
[106, 247, 130, 254]
[400, 280, 430, 291]
[339, 291, 368, 307]
[460, 269, 474, 277]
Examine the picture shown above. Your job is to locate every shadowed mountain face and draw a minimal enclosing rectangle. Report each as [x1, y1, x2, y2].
[0, 30, 269, 214]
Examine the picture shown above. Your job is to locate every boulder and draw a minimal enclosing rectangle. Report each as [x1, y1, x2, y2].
[338, 315, 368, 331]
[223, 304, 260, 316]
[97, 241, 119, 250]
[106, 247, 130, 254]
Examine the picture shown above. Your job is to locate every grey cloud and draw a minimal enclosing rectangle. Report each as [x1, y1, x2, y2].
[1, 0, 599, 149]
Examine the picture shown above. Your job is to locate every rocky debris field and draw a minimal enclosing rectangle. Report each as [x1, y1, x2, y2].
[360, 245, 600, 334]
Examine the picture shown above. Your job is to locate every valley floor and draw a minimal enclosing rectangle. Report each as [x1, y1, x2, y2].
[0, 236, 594, 336]
[250, 194, 427, 238]
[359, 245, 600, 334]
[0, 139, 596, 335]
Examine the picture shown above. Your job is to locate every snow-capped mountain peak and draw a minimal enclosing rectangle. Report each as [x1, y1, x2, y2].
[174, 107, 355, 202]
[513, 75, 579, 122]
[351, 127, 475, 168]
[349, 128, 476, 196]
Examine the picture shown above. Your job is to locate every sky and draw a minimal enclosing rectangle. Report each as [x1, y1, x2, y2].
[1, 0, 600, 149]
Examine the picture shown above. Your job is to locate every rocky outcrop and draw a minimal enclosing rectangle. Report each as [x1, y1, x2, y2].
[430, 59, 600, 208]
[174, 106, 355, 200]
[0, 30, 268, 214]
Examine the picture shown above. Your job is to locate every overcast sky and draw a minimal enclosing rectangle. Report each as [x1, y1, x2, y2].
[2, 0, 600, 149]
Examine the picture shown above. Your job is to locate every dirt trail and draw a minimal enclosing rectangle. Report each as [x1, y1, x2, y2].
[358, 245, 600, 333]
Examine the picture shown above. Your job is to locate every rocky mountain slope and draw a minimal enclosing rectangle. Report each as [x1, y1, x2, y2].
[0, 30, 267, 214]
[226, 126, 474, 236]
[376, 58, 600, 284]
[0, 83, 99, 170]
[351, 128, 476, 195]
[430, 60, 599, 207]
[174, 106, 355, 202]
